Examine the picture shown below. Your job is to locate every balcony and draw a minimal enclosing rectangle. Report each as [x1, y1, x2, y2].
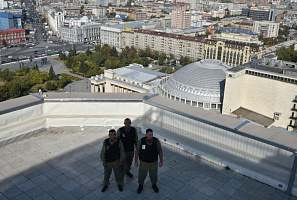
[0, 93, 297, 198]
[290, 116, 297, 120]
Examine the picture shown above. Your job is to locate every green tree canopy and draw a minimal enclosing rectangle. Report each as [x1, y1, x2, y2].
[49, 65, 56, 80]
[276, 45, 297, 62]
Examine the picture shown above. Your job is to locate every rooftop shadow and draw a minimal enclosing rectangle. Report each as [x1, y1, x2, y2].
[0, 130, 293, 200]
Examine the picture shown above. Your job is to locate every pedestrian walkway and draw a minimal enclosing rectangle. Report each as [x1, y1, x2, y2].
[0, 130, 296, 200]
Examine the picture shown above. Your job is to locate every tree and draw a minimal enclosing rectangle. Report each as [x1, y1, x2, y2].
[214, 30, 222, 34]
[111, 47, 118, 57]
[41, 17, 46, 23]
[8, 81, 22, 98]
[169, 53, 175, 60]
[32, 64, 39, 72]
[276, 45, 297, 62]
[79, 59, 90, 75]
[66, 56, 74, 69]
[59, 51, 67, 60]
[45, 81, 57, 90]
[159, 52, 167, 65]
[2, 39, 7, 47]
[86, 48, 92, 56]
[180, 56, 192, 66]
[80, 6, 85, 14]
[49, 65, 56, 80]
[123, 17, 135, 22]
[0, 69, 12, 82]
[159, 65, 174, 74]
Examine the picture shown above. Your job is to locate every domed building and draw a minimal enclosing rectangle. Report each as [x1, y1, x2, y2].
[158, 59, 231, 110]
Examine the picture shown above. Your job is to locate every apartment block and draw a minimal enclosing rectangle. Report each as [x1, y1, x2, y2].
[253, 21, 280, 38]
[171, 3, 191, 29]
[123, 29, 205, 61]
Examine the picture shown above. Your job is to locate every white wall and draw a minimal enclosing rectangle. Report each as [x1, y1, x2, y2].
[0, 96, 296, 196]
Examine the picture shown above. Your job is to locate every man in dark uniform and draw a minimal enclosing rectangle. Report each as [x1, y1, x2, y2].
[117, 118, 138, 178]
[135, 128, 163, 194]
[101, 129, 125, 192]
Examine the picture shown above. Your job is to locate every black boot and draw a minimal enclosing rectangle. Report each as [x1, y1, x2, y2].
[101, 185, 108, 192]
[118, 185, 123, 191]
[152, 184, 159, 193]
[126, 171, 133, 178]
[137, 184, 143, 194]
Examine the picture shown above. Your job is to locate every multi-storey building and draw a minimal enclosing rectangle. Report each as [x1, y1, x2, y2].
[241, 8, 270, 21]
[204, 32, 263, 67]
[59, 23, 101, 43]
[171, 3, 191, 29]
[233, 22, 253, 31]
[223, 58, 297, 131]
[100, 22, 144, 50]
[122, 29, 205, 60]
[252, 21, 280, 38]
[92, 7, 107, 17]
[0, 28, 25, 45]
[47, 8, 64, 34]
[122, 29, 263, 66]
[130, 11, 146, 21]
[0, 13, 22, 30]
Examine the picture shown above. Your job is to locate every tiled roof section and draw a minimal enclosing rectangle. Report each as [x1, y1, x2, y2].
[134, 29, 209, 43]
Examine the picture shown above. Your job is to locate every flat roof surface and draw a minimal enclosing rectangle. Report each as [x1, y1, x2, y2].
[232, 107, 274, 128]
[0, 130, 294, 200]
[146, 95, 297, 150]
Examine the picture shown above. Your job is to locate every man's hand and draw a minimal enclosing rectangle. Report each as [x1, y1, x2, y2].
[159, 161, 163, 167]
[103, 162, 107, 167]
[135, 161, 139, 167]
[118, 161, 122, 167]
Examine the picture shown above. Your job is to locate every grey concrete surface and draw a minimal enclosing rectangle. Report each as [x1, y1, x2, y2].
[0, 130, 296, 200]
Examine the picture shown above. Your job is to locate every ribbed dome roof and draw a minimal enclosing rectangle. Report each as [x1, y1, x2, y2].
[161, 59, 231, 103]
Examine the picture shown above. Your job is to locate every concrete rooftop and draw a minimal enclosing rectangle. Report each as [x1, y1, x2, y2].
[0, 130, 296, 200]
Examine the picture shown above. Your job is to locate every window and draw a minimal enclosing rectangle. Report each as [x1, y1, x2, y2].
[274, 112, 280, 120]
[204, 103, 210, 108]
[211, 104, 216, 109]
[198, 102, 203, 107]
[192, 101, 197, 106]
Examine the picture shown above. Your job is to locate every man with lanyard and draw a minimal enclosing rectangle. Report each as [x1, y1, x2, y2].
[135, 128, 163, 193]
[101, 129, 125, 192]
[117, 118, 138, 178]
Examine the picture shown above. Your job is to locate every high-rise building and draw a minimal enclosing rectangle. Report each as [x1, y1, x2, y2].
[171, 3, 191, 29]
[0, 13, 22, 30]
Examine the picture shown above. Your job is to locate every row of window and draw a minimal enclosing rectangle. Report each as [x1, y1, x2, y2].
[245, 70, 297, 85]
[160, 88, 221, 110]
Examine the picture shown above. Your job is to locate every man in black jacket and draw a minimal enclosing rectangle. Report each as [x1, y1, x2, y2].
[101, 129, 125, 192]
[135, 128, 163, 194]
[117, 118, 138, 178]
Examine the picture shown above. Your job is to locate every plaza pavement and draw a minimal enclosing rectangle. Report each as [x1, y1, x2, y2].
[0, 130, 296, 200]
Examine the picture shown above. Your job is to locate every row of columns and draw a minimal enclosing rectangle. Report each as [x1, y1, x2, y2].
[158, 87, 220, 110]
[111, 84, 136, 93]
[91, 83, 104, 93]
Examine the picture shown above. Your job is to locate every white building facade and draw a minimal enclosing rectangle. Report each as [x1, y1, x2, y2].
[252, 21, 280, 38]
[47, 8, 64, 34]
